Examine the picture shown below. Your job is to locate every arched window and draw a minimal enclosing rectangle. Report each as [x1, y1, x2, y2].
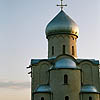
[64, 74, 68, 84]
[52, 46, 54, 56]
[72, 46, 74, 55]
[89, 96, 92, 100]
[63, 45, 65, 54]
[72, 36, 74, 40]
[65, 96, 69, 100]
[41, 97, 44, 100]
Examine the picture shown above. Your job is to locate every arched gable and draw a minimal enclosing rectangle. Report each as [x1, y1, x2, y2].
[38, 61, 51, 84]
[79, 61, 93, 85]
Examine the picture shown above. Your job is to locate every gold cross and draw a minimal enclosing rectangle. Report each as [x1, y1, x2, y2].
[57, 0, 67, 10]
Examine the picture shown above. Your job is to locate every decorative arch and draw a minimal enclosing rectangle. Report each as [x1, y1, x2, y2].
[38, 62, 51, 84]
[55, 54, 77, 63]
[79, 62, 92, 85]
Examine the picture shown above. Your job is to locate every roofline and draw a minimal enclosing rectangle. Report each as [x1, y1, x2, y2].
[33, 91, 52, 94]
[80, 92, 100, 94]
[77, 59, 99, 65]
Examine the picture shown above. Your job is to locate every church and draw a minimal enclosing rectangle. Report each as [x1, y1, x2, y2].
[27, 0, 100, 100]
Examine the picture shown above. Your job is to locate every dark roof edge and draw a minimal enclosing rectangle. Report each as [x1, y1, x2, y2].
[77, 59, 99, 65]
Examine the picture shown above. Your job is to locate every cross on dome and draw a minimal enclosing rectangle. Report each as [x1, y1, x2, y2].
[57, 0, 67, 10]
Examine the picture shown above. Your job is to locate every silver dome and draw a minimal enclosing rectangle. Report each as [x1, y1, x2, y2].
[46, 10, 79, 38]
[34, 85, 51, 93]
[51, 58, 77, 69]
[81, 85, 98, 93]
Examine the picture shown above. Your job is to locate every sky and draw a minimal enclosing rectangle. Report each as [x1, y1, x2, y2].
[0, 0, 100, 100]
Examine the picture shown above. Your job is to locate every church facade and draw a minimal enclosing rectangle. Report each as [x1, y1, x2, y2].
[27, 3, 100, 100]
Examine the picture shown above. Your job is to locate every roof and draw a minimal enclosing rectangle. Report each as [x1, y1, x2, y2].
[80, 85, 99, 93]
[45, 10, 79, 38]
[50, 58, 77, 70]
[77, 59, 99, 65]
[34, 85, 51, 93]
[31, 57, 99, 66]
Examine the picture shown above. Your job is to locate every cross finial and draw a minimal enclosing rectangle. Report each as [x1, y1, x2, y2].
[57, 0, 67, 10]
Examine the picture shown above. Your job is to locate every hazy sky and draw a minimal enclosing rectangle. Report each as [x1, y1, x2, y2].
[0, 0, 100, 100]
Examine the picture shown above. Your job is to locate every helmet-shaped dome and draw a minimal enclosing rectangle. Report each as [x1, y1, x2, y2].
[46, 10, 79, 38]
[50, 57, 77, 70]
[55, 58, 76, 69]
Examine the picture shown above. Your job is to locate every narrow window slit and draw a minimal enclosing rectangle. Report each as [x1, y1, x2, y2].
[72, 46, 74, 55]
[64, 74, 68, 84]
[52, 46, 54, 56]
[63, 45, 65, 54]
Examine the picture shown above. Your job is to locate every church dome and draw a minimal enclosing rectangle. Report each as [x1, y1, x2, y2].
[55, 58, 76, 69]
[46, 10, 79, 38]
[49, 57, 77, 70]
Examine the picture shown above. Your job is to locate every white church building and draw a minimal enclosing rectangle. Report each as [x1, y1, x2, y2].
[27, 1, 100, 100]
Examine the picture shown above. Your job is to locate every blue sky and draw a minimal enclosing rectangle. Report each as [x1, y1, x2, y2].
[0, 0, 100, 100]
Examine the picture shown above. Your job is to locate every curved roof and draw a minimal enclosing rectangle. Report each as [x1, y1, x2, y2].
[50, 57, 77, 70]
[34, 85, 51, 93]
[46, 10, 79, 38]
[81, 85, 99, 93]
